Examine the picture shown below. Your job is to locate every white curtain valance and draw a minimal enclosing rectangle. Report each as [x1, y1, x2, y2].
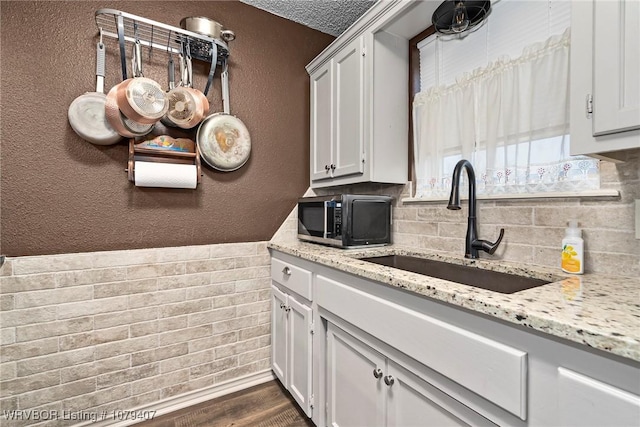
[413, 28, 599, 199]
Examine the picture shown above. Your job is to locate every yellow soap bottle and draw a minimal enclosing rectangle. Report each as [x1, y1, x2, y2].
[561, 220, 584, 274]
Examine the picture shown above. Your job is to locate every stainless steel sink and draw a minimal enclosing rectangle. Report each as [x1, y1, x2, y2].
[358, 255, 551, 294]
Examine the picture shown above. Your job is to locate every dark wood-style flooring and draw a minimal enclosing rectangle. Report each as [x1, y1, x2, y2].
[139, 380, 314, 427]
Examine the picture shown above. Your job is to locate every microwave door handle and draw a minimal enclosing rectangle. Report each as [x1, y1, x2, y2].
[323, 201, 329, 238]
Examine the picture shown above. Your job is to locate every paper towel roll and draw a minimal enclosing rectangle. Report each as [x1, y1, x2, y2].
[134, 161, 198, 189]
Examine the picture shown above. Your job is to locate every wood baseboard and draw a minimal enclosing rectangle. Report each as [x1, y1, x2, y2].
[79, 369, 276, 427]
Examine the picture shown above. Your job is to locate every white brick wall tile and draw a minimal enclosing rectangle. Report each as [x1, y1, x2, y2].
[0, 307, 58, 328]
[12, 255, 94, 275]
[17, 348, 94, 377]
[95, 335, 158, 361]
[188, 332, 237, 354]
[158, 325, 212, 347]
[94, 278, 158, 299]
[59, 326, 129, 352]
[157, 273, 209, 290]
[189, 356, 237, 379]
[0, 274, 56, 294]
[1, 328, 16, 345]
[62, 383, 131, 413]
[188, 307, 236, 327]
[131, 343, 189, 367]
[55, 268, 127, 288]
[1, 338, 59, 363]
[131, 369, 189, 396]
[14, 286, 93, 309]
[159, 350, 213, 374]
[16, 318, 93, 343]
[57, 297, 128, 320]
[17, 378, 95, 409]
[185, 283, 235, 300]
[97, 363, 159, 390]
[128, 289, 185, 309]
[0, 370, 60, 398]
[94, 307, 158, 330]
[60, 355, 131, 384]
[1, 242, 276, 423]
[0, 362, 17, 381]
[210, 243, 258, 259]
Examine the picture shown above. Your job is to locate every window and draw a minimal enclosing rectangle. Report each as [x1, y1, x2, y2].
[412, 0, 599, 199]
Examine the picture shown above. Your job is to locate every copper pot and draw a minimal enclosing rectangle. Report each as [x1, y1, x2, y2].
[116, 41, 168, 125]
[105, 82, 153, 138]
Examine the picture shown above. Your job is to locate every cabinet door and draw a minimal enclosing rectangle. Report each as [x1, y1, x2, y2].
[386, 360, 496, 427]
[288, 295, 313, 417]
[326, 322, 385, 427]
[558, 367, 640, 427]
[311, 61, 334, 181]
[271, 285, 288, 385]
[333, 36, 365, 178]
[592, 0, 640, 136]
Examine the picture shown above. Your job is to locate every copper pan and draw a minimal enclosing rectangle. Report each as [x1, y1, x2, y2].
[116, 41, 168, 125]
[105, 82, 153, 138]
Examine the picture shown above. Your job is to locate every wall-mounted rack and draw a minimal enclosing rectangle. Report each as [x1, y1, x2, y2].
[95, 8, 232, 106]
[95, 9, 229, 74]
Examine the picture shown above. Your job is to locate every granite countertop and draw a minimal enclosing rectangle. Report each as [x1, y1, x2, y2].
[268, 240, 640, 362]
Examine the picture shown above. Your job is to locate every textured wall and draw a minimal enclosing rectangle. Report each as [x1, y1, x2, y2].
[0, 1, 334, 257]
[0, 242, 271, 425]
[275, 149, 640, 277]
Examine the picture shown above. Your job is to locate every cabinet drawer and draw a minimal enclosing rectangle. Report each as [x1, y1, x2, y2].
[558, 367, 640, 426]
[316, 274, 527, 419]
[271, 258, 312, 301]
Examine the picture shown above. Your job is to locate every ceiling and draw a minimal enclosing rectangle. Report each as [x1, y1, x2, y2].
[240, 0, 377, 36]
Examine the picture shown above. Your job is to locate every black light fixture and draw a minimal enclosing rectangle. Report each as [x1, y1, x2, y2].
[432, 0, 491, 35]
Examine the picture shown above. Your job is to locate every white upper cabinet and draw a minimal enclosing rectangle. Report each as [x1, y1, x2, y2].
[310, 36, 366, 183]
[570, 0, 640, 159]
[306, 0, 428, 188]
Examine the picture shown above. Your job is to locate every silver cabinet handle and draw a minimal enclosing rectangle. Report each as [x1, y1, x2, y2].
[373, 368, 383, 379]
[282, 266, 291, 276]
[280, 302, 286, 309]
[330, 164, 336, 171]
[384, 375, 394, 386]
[324, 165, 330, 172]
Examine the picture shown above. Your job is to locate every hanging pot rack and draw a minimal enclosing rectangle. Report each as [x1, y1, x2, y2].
[95, 9, 230, 78]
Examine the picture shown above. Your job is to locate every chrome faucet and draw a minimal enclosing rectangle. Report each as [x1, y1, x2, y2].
[447, 159, 504, 259]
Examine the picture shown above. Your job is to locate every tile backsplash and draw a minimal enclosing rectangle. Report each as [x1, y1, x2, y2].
[0, 242, 271, 426]
[275, 149, 639, 277]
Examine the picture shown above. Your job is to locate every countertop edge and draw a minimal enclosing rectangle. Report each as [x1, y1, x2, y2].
[268, 241, 640, 363]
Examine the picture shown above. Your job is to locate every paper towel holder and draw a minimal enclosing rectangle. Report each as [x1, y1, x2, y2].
[126, 137, 202, 187]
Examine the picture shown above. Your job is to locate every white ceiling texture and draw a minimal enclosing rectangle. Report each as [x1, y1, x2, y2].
[240, 0, 376, 36]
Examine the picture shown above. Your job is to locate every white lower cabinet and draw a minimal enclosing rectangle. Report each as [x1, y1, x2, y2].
[271, 281, 313, 417]
[326, 321, 495, 427]
[269, 250, 640, 426]
[326, 322, 385, 427]
[271, 254, 316, 418]
[557, 367, 640, 427]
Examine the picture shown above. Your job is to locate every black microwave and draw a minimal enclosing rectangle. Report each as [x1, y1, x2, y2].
[297, 194, 392, 248]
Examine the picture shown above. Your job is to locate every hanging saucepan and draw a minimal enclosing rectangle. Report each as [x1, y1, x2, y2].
[179, 17, 236, 42]
[163, 51, 207, 129]
[196, 59, 251, 172]
[105, 82, 153, 138]
[68, 37, 121, 145]
[116, 40, 168, 125]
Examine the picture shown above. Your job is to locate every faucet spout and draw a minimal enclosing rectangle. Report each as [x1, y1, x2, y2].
[447, 159, 503, 259]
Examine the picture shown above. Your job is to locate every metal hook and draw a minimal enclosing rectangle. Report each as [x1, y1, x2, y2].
[99, 27, 103, 47]
[149, 25, 154, 61]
